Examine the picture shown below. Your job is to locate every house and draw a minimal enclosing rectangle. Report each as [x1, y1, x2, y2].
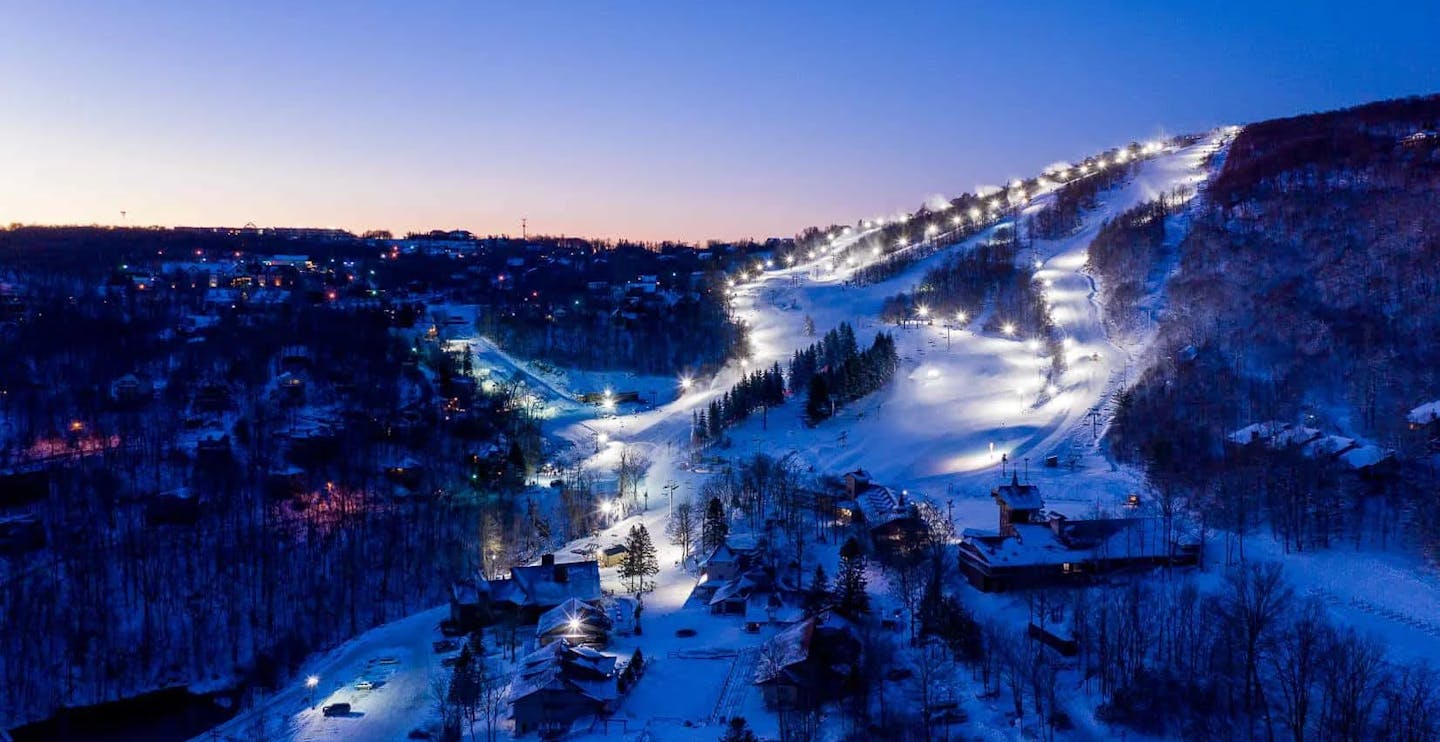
[699, 536, 760, 584]
[842, 469, 930, 558]
[451, 554, 602, 629]
[109, 373, 150, 405]
[535, 598, 613, 649]
[957, 475, 1199, 592]
[753, 612, 861, 710]
[706, 565, 803, 627]
[598, 543, 628, 568]
[509, 640, 620, 736]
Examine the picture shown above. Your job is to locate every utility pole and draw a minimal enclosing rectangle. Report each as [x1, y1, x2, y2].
[521, 217, 527, 239]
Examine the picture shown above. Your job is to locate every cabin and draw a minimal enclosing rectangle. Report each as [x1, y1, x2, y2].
[451, 554, 603, 629]
[509, 640, 620, 736]
[706, 565, 803, 627]
[576, 390, 641, 406]
[597, 543, 628, 568]
[753, 612, 861, 710]
[842, 469, 930, 559]
[698, 536, 760, 584]
[535, 598, 613, 649]
[957, 475, 1199, 592]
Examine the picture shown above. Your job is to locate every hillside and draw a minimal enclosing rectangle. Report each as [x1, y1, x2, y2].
[1111, 95, 1440, 551]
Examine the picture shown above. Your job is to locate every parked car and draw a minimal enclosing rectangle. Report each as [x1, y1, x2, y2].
[322, 703, 351, 717]
[355, 679, 375, 690]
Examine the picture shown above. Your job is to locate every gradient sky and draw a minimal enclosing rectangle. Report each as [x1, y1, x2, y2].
[2, 1, 1437, 243]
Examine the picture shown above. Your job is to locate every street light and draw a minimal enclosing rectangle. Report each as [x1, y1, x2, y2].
[956, 311, 968, 323]
[1002, 323, 1016, 336]
[679, 376, 693, 392]
[306, 675, 319, 689]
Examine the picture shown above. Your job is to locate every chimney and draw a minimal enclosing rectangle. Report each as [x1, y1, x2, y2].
[541, 553, 555, 567]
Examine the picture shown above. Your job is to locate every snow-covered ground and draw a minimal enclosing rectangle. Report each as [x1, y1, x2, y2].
[193, 607, 448, 742]
[207, 126, 1440, 740]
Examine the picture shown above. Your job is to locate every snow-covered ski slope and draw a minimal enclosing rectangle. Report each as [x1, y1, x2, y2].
[573, 130, 1230, 517]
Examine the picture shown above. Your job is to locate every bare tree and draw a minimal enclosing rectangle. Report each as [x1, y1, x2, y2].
[665, 499, 698, 567]
[1269, 598, 1331, 742]
[1214, 561, 1294, 715]
[1319, 628, 1387, 741]
[615, 444, 651, 511]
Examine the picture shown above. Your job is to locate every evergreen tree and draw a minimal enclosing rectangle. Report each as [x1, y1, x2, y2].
[720, 717, 760, 742]
[504, 439, 527, 489]
[620, 524, 659, 592]
[702, 496, 729, 555]
[720, 717, 766, 742]
[804, 564, 830, 615]
[448, 639, 480, 724]
[805, 373, 831, 423]
[707, 400, 723, 439]
[833, 537, 869, 617]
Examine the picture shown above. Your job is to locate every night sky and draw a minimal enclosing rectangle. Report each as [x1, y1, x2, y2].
[2, 1, 1436, 242]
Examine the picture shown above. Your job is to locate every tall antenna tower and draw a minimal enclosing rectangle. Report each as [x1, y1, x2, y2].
[521, 217, 527, 240]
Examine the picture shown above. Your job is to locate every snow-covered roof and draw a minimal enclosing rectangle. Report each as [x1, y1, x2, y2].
[1228, 421, 1320, 448]
[1229, 421, 1389, 469]
[509, 560, 602, 607]
[853, 483, 912, 526]
[1409, 400, 1440, 425]
[535, 598, 611, 638]
[993, 475, 1042, 511]
[1341, 444, 1390, 470]
[753, 612, 852, 684]
[754, 618, 815, 684]
[964, 517, 1184, 568]
[509, 641, 617, 704]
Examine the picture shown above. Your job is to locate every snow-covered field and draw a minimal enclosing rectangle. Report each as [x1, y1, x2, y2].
[208, 128, 1440, 740]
